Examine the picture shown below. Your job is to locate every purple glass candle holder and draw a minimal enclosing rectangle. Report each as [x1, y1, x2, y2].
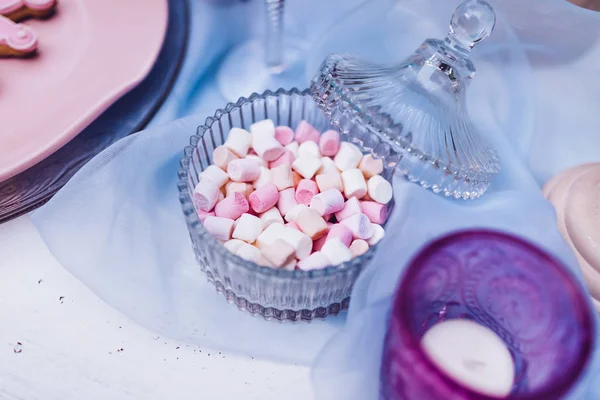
[380, 230, 595, 400]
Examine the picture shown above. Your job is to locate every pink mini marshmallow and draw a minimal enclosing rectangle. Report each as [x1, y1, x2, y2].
[319, 130, 341, 157]
[212, 146, 239, 170]
[358, 154, 384, 179]
[249, 183, 280, 213]
[326, 224, 353, 247]
[295, 120, 320, 144]
[312, 235, 328, 252]
[295, 179, 319, 206]
[310, 188, 345, 216]
[277, 187, 298, 216]
[203, 216, 235, 241]
[269, 150, 295, 169]
[227, 158, 261, 182]
[214, 192, 249, 220]
[296, 207, 329, 240]
[349, 239, 370, 257]
[341, 213, 374, 240]
[193, 179, 221, 212]
[271, 163, 295, 191]
[197, 210, 215, 223]
[274, 126, 295, 146]
[360, 201, 388, 224]
[335, 197, 362, 221]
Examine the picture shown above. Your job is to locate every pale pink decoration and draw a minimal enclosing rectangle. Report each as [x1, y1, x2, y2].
[268, 150, 295, 169]
[335, 197, 362, 221]
[319, 130, 340, 157]
[295, 179, 319, 206]
[249, 183, 279, 213]
[0, 15, 37, 54]
[214, 192, 249, 220]
[326, 224, 353, 247]
[274, 126, 295, 146]
[277, 187, 298, 216]
[360, 201, 388, 224]
[294, 120, 320, 144]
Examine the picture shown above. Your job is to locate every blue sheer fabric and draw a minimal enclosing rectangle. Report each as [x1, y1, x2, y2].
[30, 0, 600, 397]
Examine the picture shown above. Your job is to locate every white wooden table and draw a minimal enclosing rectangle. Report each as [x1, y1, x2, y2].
[0, 216, 312, 400]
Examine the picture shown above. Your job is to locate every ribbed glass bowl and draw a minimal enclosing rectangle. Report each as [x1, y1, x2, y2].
[177, 88, 394, 321]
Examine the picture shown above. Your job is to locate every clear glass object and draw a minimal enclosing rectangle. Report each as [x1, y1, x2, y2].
[177, 89, 394, 321]
[217, 0, 308, 102]
[311, 0, 501, 199]
[381, 230, 595, 399]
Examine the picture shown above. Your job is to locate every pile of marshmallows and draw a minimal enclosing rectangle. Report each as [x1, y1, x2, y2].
[193, 119, 392, 271]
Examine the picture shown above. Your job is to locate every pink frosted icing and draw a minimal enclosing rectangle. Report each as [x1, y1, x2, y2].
[0, 0, 55, 14]
[0, 15, 37, 52]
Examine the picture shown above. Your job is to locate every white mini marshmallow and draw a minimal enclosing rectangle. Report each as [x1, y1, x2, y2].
[298, 141, 321, 158]
[235, 242, 262, 263]
[367, 175, 393, 204]
[310, 188, 345, 216]
[232, 213, 264, 243]
[193, 179, 221, 212]
[367, 223, 385, 245]
[203, 216, 235, 241]
[296, 207, 329, 240]
[321, 238, 353, 265]
[260, 239, 296, 267]
[292, 155, 322, 180]
[250, 119, 276, 137]
[341, 213, 373, 240]
[212, 146, 239, 170]
[297, 251, 331, 271]
[271, 163, 295, 190]
[260, 207, 284, 228]
[284, 204, 309, 222]
[334, 142, 363, 171]
[281, 227, 312, 260]
[252, 130, 285, 162]
[315, 170, 344, 195]
[253, 167, 273, 188]
[223, 239, 245, 253]
[317, 156, 338, 174]
[341, 168, 368, 199]
[224, 127, 252, 157]
[285, 142, 299, 158]
[349, 239, 369, 257]
[227, 158, 262, 182]
[359, 154, 384, 179]
[255, 223, 285, 248]
[200, 165, 229, 188]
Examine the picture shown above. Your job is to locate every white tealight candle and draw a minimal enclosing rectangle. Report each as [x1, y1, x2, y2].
[421, 319, 515, 398]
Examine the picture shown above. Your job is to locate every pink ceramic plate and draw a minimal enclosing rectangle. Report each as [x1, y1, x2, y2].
[0, 0, 168, 181]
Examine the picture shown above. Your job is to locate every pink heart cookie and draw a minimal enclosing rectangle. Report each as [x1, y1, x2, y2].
[0, 14, 37, 56]
[0, 0, 56, 22]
